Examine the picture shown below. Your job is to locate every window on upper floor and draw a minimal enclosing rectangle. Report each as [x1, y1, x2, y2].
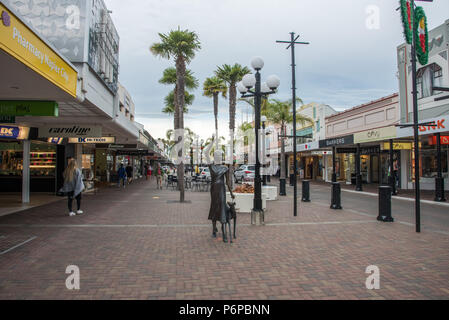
[417, 63, 443, 99]
[119, 103, 124, 113]
[316, 120, 320, 132]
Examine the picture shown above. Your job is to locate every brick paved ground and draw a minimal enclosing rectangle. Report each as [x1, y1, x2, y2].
[0, 178, 448, 299]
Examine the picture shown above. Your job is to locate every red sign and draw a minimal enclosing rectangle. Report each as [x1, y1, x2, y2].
[429, 136, 449, 145]
[419, 119, 445, 133]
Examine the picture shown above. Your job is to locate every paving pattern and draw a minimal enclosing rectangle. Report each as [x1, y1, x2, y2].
[0, 178, 448, 300]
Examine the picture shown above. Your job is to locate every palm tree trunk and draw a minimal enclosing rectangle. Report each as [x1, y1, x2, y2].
[213, 93, 219, 150]
[176, 57, 186, 202]
[174, 85, 179, 130]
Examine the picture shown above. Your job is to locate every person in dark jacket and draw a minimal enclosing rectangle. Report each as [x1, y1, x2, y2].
[118, 164, 127, 188]
[126, 163, 133, 184]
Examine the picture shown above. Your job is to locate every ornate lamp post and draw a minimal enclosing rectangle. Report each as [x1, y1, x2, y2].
[238, 57, 280, 225]
[261, 115, 268, 186]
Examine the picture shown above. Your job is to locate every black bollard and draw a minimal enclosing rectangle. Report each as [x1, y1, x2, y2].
[434, 177, 446, 202]
[289, 173, 295, 186]
[267, 175, 271, 183]
[302, 180, 310, 202]
[377, 186, 394, 222]
[330, 182, 342, 209]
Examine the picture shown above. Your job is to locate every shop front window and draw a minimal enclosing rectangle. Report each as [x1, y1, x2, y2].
[417, 63, 443, 99]
[0, 141, 56, 177]
[421, 149, 448, 178]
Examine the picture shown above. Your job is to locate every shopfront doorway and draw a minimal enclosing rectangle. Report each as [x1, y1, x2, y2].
[370, 155, 380, 183]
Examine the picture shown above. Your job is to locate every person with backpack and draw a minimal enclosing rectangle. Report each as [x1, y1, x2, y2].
[60, 158, 85, 217]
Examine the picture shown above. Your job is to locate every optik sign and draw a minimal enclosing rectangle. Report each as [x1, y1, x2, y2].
[0, 125, 20, 139]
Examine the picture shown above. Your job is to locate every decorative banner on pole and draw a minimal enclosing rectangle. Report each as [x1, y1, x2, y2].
[415, 6, 429, 65]
[400, 0, 413, 44]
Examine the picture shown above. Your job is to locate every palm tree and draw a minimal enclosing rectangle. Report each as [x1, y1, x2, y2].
[203, 76, 227, 150]
[215, 63, 250, 182]
[150, 27, 201, 202]
[266, 99, 313, 195]
[162, 90, 194, 115]
[159, 67, 198, 116]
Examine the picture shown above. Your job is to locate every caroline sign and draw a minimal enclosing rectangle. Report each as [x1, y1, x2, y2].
[0, 4, 77, 97]
[39, 125, 102, 138]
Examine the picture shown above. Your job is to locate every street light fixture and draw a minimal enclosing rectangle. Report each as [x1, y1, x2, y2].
[238, 56, 280, 225]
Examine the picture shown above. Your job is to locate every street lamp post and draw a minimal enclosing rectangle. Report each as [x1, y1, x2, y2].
[261, 115, 267, 186]
[238, 57, 280, 225]
[276, 32, 310, 217]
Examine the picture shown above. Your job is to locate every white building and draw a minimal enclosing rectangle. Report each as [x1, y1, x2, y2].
[397, 19, 449, 190]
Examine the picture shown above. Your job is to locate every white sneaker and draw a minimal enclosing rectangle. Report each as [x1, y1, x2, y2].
[69, 212, 76, 217]
[76, 210, 83, 215]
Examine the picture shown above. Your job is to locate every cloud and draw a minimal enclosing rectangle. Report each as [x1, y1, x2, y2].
[105, 0, 449, 140]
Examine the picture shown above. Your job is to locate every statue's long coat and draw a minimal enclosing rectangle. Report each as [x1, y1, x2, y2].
[208, 165, 228, 224]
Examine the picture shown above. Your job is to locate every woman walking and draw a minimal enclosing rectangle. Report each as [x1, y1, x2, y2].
[156, 163, 163, 190]
[60, 158, 85, 217]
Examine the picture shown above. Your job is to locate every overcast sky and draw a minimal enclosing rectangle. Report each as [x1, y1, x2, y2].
[104, 0, 448, 141]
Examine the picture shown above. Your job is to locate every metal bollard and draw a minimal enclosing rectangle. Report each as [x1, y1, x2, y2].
[302, 180, 310, 202]
[267, 175, 271, 183]
[330, 182, 342, 209]
[289, 173, 295, 186]
[377, 186, 394, 222]
[434, 177, 446, 202]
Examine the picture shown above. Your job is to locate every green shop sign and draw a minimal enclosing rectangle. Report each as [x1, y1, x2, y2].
[0, 115, 15, 123]
[0, 101, 58, 117]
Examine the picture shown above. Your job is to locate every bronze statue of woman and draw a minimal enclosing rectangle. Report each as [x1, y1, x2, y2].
[208, 150, 235, 242]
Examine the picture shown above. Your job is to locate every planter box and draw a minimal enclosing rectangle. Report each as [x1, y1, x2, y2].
[226, 192, 267, 213]
[262, 186, 278, 201]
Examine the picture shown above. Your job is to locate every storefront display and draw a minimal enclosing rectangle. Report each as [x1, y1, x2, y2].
[0, 140, 57, 192]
